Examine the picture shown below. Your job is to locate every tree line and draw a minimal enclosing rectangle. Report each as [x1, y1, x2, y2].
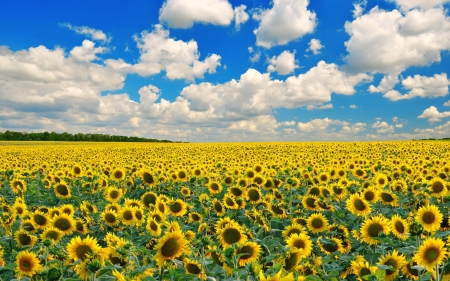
[0, 130, 174, 142]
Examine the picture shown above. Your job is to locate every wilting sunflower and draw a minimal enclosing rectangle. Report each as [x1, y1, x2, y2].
[53, 180, 71, 198]
[415, 204, 443, 233]
[15, 250, 42, 278]
[360, 215, 390, 245]
[14, 230, 38, 248]
[235, 242, 262, 266]
[51, 213, 76, 235]
[282, 223, 307, 239]
[212, 199, 226, 216]
[208, 181, 223, 194]
[351, 260, 378, 281]
[285, 233, 312, 258]
[413, 237, 448, 271]
[377, 250, 406, 281]
[184, 258, 203, 278]
[428, 177, 447, 197]
[168, 199, 188, 217]
[218, 222, 247, 247]
[101, 210, 119, 227]
[67, 235, 103, 261]
[146, 217, 162, 237]
[105, 187, 123, 203]
[41, 227, 64, 244]
[307, 213, 329, 233]
[153, 230, 190, 267]
[346, 194, 371, 217]
[390, 214, 409, 240]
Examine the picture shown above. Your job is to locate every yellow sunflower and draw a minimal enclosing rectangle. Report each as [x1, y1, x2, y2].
[41, 227, 64, 244]
[119, 206, 136, 226]
[317, 236, 344, 255]
[223, 195, 239, 209]
[360, 186, 379, 203]
[307, 213, 329, 234]
[374, 173, 388, 188]
[105, 187, 123, 203]
[246, 187, 262, 203]
[146, 217, 162, 237]
[111, 168, 126, 181]
[379, 190, 399, 206]
[101, 210, 119, 227]
[285, 233, 312, 258]
[302, 195, 319, 211]
[218, 222, 247, 247]
[428, 177, 448, 197]
[415, 204, 443, 233]
[141, 170, 156, 186]
[259, 270, 294, 281]
[208, 181, 222, 194]
[14, 230, 38, 248]
[212, 199, 226, 216]
[351, 260, 378, 281]
[141, 191, 158, 209]
[346, 193, 372, 217]
[67, 235, 103, 261]
[235, 241, 262, 266]
[377, 250, 406, 281]
[282, 223, 307, 239]
[390, 214, 409, 240]
[184, 258, 203, 278]
[360, 215, 390, 245]
[283, 250, 303, 271]
[54, 181, 71, 199]
[168, 199, 188, 217]
[413, 237, 448, 271]
[153, 230, 190, 267]
[51, 213, 76, 235]
[15, 250, 42, 278]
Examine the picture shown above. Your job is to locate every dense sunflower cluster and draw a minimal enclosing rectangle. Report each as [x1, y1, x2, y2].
[1, 141, 450, 280]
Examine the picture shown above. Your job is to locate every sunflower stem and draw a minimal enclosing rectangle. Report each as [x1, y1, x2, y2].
[436, 264, 440, 281]
[127, 226, 133, 273]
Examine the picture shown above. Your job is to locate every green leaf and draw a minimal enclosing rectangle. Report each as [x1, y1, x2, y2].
[375, 269, 386, 279]
[306, 275, 322, 281]
[398, 246, 416, 254]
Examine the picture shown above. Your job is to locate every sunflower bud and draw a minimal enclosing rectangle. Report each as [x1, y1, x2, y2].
[410, 221, 424, 236]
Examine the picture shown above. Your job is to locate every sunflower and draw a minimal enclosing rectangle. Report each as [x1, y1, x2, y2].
[53, 181, 71, 199]
[119, 206, 136, 226]
[168, 199, 188, 217]
[351, 260, 378, 281]
[413, 237, 448, 271]
[235, 242, 262, 266]
[184, 258, 203, 278]
[218, 222, 247, 247]
[285, 233, 312, 258]
[379, 190, 398, 206]
[377, 250, 406, 281]
[428, 177, 448, 197]
[360, 186, 379, 203]
[101, 210, 119, 227]
[415, 204, 443, 233]
[245, 168, 256, 179]
[302, 195, 319, 211]
[155, 199, 168, 216]
[318, 236, 344, 255]
[188, 212, 203, 224]
[229, 186, 244, 198]
[390, 179, 408, 192]
[307, 213, 329, 234]
[318, 172, 330, 183]
[180, 187, 191, 197]
[14, 230, 38, 247]
[111, 168, 126, 181]
[390, 214, 409, 240]
[15, 250, 42, 278]
[346, 194, 371, 217]
[13, 200, 28, 217]
[146, 217, 162, 237]
[374, 173, 388, 188]
[212, 199, 226, 216]
[41, 227, 64, 244]
[105, 187, 123, 203]
[154, 230, 190, 267]
[283, 250, 303, 271]
[223, 195, 239, 209]
[282, 223, 307, 239]
[270, 203, 287, 219]
[259, 270, 294, 281]
[10, 179, 27, 194]
[246, 187, 262, 203]
[141, 191, 158, 209]
[253, 174, 266, 186]
[106, 202, 121, 213]
[360, 215, 390, 245]
[67, 235, 103, 261]
[208, 181, 222, 194]
[21, 220, 37, 232]
[402, 261, 420, 280]
[51, 213, 76, 234]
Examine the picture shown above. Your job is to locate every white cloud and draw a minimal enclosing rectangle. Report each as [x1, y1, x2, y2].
[392, 116, 399, 122]
[253, 0, 317, 48]
[308, 39, 323, 55]
[372, 121, 395, 133]
[344, 7, 450, 75]
[280, 121, 296, 126]
[234, 5, 249, 30]
[395, 124, 404, 128]
[297, 118, 366, 136]
[61, 23, 111, 43]
[353, 0, 368, 18]
[125, 25, 221, 80]
[369, 75, 399, 93]
[390, 0, 450, 12]
[418, 106, 450, 122]
[306, 103, 333, 110]
[159, 0, 234, 28]
[444, 100, 450, 106]
[383, 73, 450, 101]
[69, 40, 108, 62]
[267, 50, 299, 75]
[350, 104, 358, 109]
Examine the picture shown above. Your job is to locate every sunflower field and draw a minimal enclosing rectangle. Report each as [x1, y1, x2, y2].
[1, 141, 450, 281]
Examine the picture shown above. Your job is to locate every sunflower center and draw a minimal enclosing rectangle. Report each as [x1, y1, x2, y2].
[432, 182, 444, 193]
[186, 263, 201, 274]
[320, 175, 328, 182]
[368, 223, 383, 237]
[230, 188, 242, 197]
[333, 186, 343, 195]
[322, 240, 338, 252]
[178, 171, 186, 179]
[311, 218, 324, 229]
[123, 210, 133, 221]
[306, 197, 316, 208]
[354, 199, 367, 211]
[110, 190, 119, 199]
[18, 233, 32, 245]
[210, 183, 220, 191]
[191, 214, 200, 221]
[254, 177, 263, 184]
[364, 191, 374, 201]
[214, 202, 223, 213]
[150, 221, 158, 231]
[75, 245, 93, 260]
[56, 184, 69, 196]
[143, 172, 154, 184]
[21, 260, 31, 270]
[74, 167, 81, 174]
[225, 198, 235, 206]
[246, 171, 255, 178]
[293, 239, 306, 249]
[309, 187, 320, 196]
[114, 171, 123, 179]
[422, 211, 436, 224]
[46, 230, 59, 240]
[222, 228, 241, 244]
[161, 238, 181, 257]
[143, 194, 156, 206]
[158, 203, 165, 213]
[54, 218, 71, 231]
[135, 210, 143, 220]
[170, 202, 182, 213]
[248, 189, 260, 201]
[284, 252, 301, 271]
[425, 248, 439, 262]
[271, 205, 284, 215]
[359, 268, 371, 277]
[381, 192, 394, 202]
[356, 170, 364, 176]
[384, 258, 398, 275]
[105, 213, 116, 223]
[378, 178, 386, 185]
[237, 245, 254, 260]
[394, 221, 405, 233]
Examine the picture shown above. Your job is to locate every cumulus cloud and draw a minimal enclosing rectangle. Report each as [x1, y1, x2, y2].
[353, 0, 368, 18]
[383, 73, 450, 101]
[158, 0, 234, 28]
[308, 39, 323, 55]
[253, 0, 316, 48]
[69, 40, 108, 62]
[61, 23, 111, 43]
[444, 100, 450, 106]
[418, 106, 450, 122]
[297, 118, 366, 136]
[344, 7, 450, 75]
[116, 25, 221, 80]
[372, 121, 395, 133]
[267, 50, 299, 75]
[306, 103, 333, 110]
[369, 75, 399, 93]
[390, 0, 450, 12]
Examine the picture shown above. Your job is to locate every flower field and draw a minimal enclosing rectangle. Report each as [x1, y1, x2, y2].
[1, 141, 450, 281]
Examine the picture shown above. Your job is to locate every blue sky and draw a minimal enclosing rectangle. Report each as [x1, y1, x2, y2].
[0, 0, 450, 141]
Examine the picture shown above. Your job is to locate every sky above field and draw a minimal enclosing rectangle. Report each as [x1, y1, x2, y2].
[1, 0, 450, 142]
